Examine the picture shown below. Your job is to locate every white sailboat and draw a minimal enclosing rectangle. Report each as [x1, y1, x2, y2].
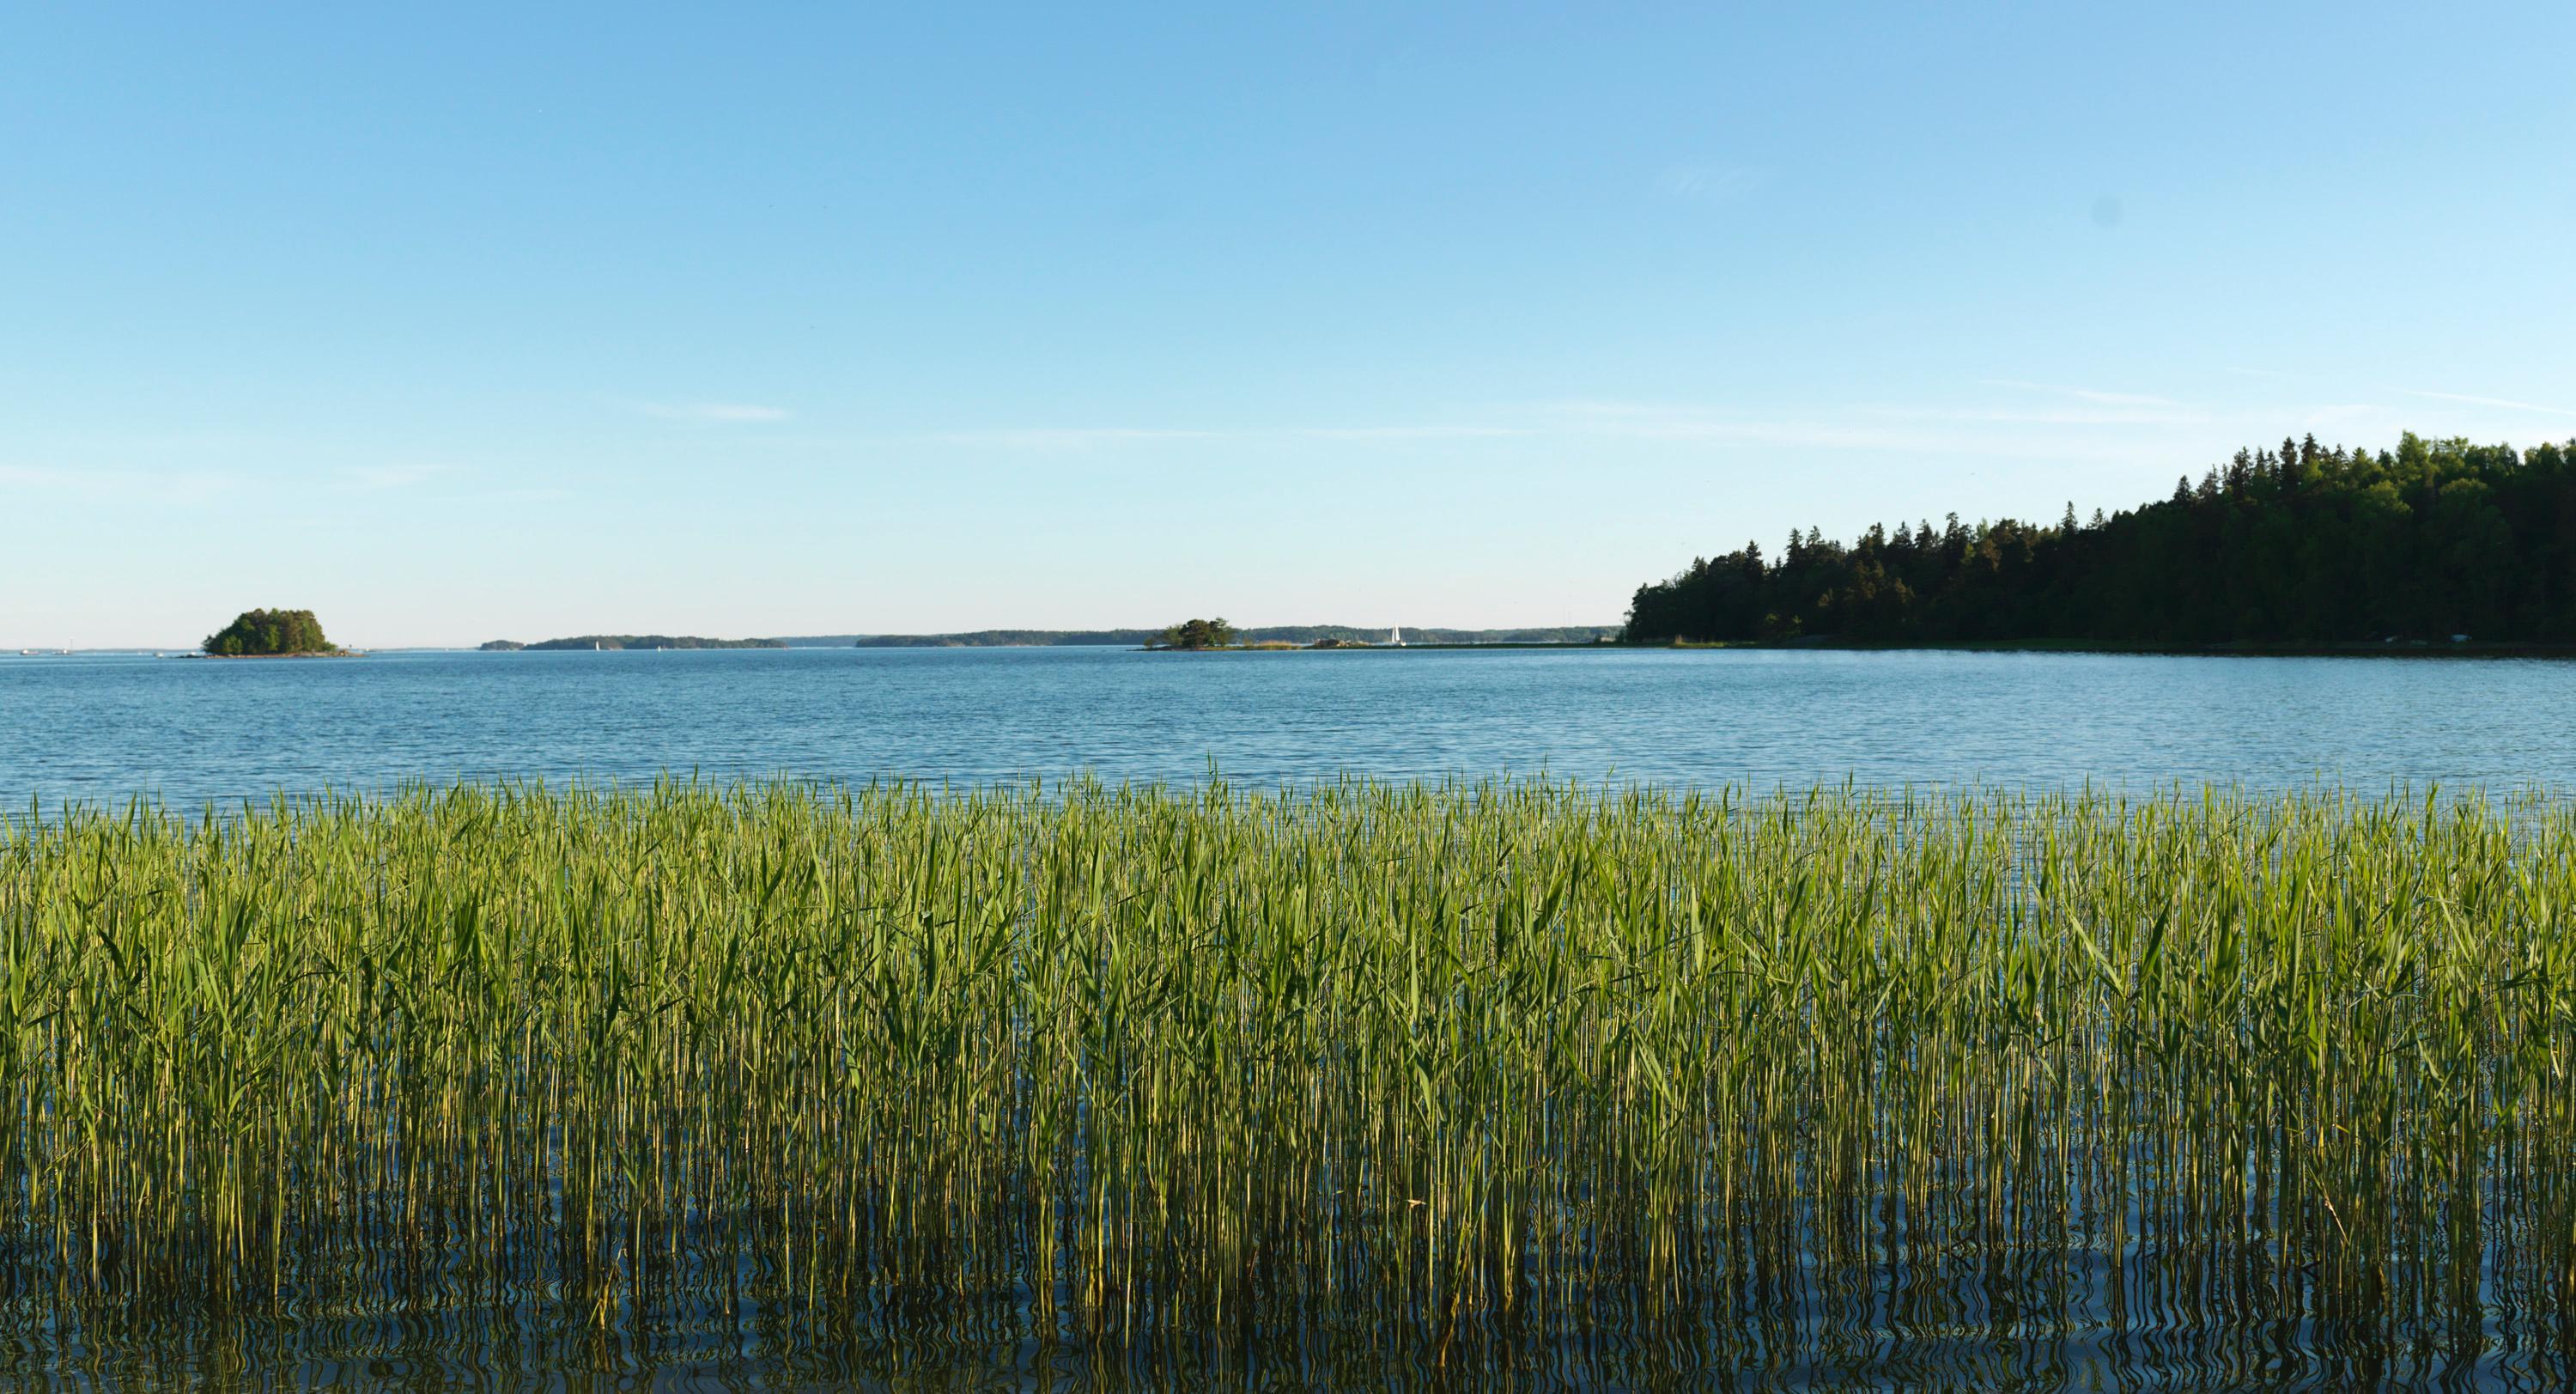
[1389, 625, 1405, 647]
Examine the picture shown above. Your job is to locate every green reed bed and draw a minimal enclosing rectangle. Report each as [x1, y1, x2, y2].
[1, 777, 2571, 1384]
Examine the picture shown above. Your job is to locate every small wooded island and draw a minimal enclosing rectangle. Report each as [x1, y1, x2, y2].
[203, 608, 341, 656]
[1146, 618, 1239, 650]
[1141, 619, 1428, 650]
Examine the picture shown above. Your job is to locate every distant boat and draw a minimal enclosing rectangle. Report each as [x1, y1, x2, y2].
[1389, 626, 1406, 647]
[15, 649, 31, 657]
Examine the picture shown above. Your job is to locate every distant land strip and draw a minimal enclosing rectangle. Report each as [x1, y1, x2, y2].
[767, 626, 1621, 648]
[480, 635, 787, 651]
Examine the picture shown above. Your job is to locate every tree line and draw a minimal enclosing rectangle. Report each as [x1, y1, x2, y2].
[1624, 434, 2576, 646]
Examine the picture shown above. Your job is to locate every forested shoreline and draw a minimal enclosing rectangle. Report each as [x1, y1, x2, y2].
[1625, 434, 2576, 646]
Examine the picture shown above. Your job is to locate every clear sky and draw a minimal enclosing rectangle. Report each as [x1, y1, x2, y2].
[5, 3, 2573, 648]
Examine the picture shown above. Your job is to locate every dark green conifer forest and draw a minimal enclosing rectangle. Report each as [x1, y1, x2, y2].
[1624, 434, 2576, 646]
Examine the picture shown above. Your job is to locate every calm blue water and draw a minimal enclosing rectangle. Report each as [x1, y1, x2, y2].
[3, 645, 2570, 808]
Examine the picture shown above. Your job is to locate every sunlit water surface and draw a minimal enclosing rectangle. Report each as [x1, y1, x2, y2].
[4, 645, 2572, 809]
[5, 646, 2574, 1389]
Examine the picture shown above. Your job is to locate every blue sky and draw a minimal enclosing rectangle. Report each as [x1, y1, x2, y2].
[5, 2, 2573, 647]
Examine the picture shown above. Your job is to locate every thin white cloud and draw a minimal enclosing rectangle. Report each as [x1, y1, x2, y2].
[936, 424, 1526, 447]
[1527, 401, 1984, 453]
[898, 393, 2445, 467]
[2294, 404, 2387, 429]
[337, 464, 440, 491]
[1514, 398, 2414, 466]
[1657, 163, 1760, 204]
[1869, 405, 2203, 428]
[0, 464, 237, 505]
[2398, 389, 2576, 419]
[928, 428, 1216, 449]
[2223, 367, 2322, 381]
[635, 401, 792, 423]
[1297, 426, 1528, 441]
[1980, 380, 2183, 409]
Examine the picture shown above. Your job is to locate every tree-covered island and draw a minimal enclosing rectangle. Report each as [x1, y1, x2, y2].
[1625, 433, 2576, 647]
[203, 609, 339, 656]
[1147, 618, 1238, 650]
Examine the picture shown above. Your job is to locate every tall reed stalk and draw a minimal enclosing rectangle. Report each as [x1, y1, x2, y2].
[1, 778, 2569, 1384]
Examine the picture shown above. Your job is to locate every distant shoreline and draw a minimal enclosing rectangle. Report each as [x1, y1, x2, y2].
[26, 640, 2572, 660]
[481, 635, 787, 651]
[1649, 636, 2576, 659]
[1153, 641, 1619, 653]
[790, 625, 1624, 648]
